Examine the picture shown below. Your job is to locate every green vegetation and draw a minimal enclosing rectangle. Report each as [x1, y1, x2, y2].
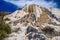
[0, 11, 9, 21]
[0, 11, 9, 16]
[0, 30, 7, 39]
[42, 26, 54, 34]
[0, 20, 11, 40]
[0, 11, 11, 40]
[41, 26, 60, 38]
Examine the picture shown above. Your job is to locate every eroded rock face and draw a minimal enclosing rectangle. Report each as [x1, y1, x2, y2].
[23, 4, 36, 13]
[26, 26, 38, 33]
[26, 26, 48, 40]
[4, 4, 60, 40]
[52, 36, 60, 40]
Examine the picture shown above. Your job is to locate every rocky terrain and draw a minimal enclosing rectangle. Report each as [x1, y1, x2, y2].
[3, 4, 60, 40]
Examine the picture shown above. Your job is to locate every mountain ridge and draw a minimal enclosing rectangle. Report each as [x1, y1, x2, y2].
[4, 4, 60, 40]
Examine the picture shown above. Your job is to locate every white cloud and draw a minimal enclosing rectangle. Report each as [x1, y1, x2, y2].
[4, 0, 57, 8]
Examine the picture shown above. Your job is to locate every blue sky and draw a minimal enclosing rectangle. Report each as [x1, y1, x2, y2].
[4, 0, 57, 8]
[0, 0, 18, 12]
[0, 0, 60, 12]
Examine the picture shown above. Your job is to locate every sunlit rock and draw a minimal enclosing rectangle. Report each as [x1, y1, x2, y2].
[4, 4, 60, 40]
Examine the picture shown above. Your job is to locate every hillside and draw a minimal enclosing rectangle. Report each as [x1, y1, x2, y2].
[0, 11, 11, 40]
[4, 4, 60, 40]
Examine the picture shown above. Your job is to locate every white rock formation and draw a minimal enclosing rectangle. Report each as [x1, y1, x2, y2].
[4, 4, 60, 40]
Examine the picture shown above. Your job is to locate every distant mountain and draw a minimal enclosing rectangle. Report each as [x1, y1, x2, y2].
[0, 0, 18, 13]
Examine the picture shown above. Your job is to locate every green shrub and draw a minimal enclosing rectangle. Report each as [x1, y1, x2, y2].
[0, 21, 11, 33]
[0, 30, 7, 40]
[0, 11, 11, 39]
[4, 24, 11, 34]
[42, 26, 54, 34]
[0, 20, 11, 40]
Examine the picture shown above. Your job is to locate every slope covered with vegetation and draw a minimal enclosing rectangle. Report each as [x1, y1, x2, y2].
[0, 11, 11, 40]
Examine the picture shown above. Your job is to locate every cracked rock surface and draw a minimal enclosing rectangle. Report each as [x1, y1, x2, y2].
[4, 4, 60, 40]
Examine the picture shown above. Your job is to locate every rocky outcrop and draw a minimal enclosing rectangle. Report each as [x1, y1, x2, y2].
[4, 4, 60, 40]
[26, 26, 48, 40]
